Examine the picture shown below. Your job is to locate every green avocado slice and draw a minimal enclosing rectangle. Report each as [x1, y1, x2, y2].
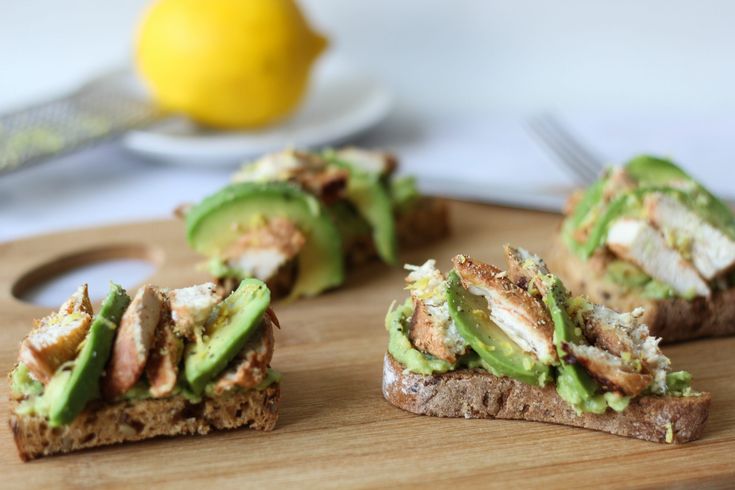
[625, 154, 693, 186]
[446, 271, 550, 386]
[323, 153, 398, 265]
[385, 299, 455, 375]
[561, 174, 608, 255]
[186, 182, 344, 298]
[185, 279, 270, 395]
[389, 175, 420, 213]
[47, 283, 131, 427]
[327, 201, 371, 252]
[540, 275, 607, 414]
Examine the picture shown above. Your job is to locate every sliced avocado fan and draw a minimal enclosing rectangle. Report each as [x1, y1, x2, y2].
[186, 182, 344, 298]
[446, 271, 550, 386]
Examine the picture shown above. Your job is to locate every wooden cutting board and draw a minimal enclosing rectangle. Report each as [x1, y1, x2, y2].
[0, 201, 733, 488]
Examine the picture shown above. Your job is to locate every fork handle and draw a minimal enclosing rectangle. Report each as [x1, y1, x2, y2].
[417, 176, 567, 212]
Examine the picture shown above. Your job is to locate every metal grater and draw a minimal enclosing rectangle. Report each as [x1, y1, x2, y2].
[0, 72, 166, 174]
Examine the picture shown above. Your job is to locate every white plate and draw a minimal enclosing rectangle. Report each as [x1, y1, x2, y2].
[123, 61, 394, 166]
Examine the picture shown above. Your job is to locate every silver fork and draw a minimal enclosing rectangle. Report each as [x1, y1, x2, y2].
[526, 113, 606, 185]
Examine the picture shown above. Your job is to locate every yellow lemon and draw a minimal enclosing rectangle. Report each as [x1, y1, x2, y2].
[136, 0, 328, 129]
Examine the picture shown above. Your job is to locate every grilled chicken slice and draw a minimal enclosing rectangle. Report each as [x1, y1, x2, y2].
[104, 285, 163, 400]
[213, 315, 275, 394]
[503, 244, 551, 295]
[602, 167, 636, 201]
[408, 299, 461, 363]
[578, 303, 670, 394]
[297, 166, 350, 204]
[18, 284, 93, 384]
[404, 260, 467, 363]
[577, 303, 642, 356]
[334, 147, 397, 175]
[563, 343, 653, 397]
[453, 255, 557, 364]
[145, 317, 184, 399]
[167, 283, 221, 341]
[606, 218, 710, 298]
[224, 218, 306, 282]
[645, 193, 735, 280]
[232, 149, 348, 202]
[59, 284, 94, 316]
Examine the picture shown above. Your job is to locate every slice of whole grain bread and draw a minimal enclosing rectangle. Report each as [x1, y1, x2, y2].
[548, 237, 735, 343]
[10, 384, 279, 461]
[382, 354, 710, 444]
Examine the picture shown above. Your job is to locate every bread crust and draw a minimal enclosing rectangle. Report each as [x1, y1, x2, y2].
[382, 354, 710, 444]
[9, 384, 280, 461]
[548, 237, 735, 343]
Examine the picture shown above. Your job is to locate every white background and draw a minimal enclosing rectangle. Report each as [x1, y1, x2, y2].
[2, 0, 735, 242]
[3, 0, 735, 113]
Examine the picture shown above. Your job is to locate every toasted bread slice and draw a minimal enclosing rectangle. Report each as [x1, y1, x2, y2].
[549, 237, 735, 342]
[9, 281, 281, 462]
[382, 354, 709, 444]
[10, 384, 279, 461]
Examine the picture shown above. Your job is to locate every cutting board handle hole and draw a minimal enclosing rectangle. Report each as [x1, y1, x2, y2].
[11, 244, 163, 308]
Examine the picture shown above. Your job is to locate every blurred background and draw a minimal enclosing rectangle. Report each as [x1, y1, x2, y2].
[2, 0, 735, 241]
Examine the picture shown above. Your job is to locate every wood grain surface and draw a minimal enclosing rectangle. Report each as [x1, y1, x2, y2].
[0, 201, 733, 488]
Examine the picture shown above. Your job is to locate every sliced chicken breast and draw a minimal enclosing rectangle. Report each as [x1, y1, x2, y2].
[408, 299, 461, 363]
[168, 283, 221, 341]
[334, 147, 397, 175]
[645, 193, 735, 280]
[579, 303, 672, 395]
[145, 319, 184, 399]
[578, 303, 647, 355]
[225, 218, 306, 282]
[232, 150, 307, 183]
[602, 167, 636, 201]
[404, 260, 467, 362]
[19, 284, 93, 384]
[214, 315, 275, 394]
[104, 285, 163, 400]
[232, 149, 348, 202]
[503, 244, 551, 294]
[606, 218, 710, 298]
[453, 255, 557, 364]
[563, 342, 653, 397]
[59, 283, 94, 316]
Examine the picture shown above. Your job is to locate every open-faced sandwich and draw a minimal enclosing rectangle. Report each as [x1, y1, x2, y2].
[9, 279, 280, 461]
[183, 147, 449, 299]
[551, 155, 735, 342]
[382, 245, 711, 443]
